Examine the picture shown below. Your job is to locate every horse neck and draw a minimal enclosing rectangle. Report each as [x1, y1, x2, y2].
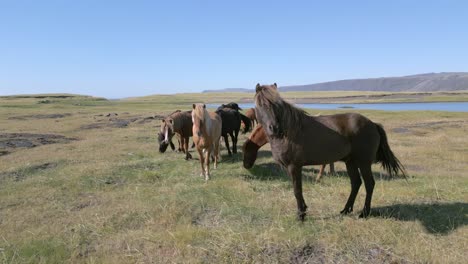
[203, 110, 212, 134]
[251, 125, 268, 147]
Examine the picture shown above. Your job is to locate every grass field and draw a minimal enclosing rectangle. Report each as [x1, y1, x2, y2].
[0, 92, 467, 263]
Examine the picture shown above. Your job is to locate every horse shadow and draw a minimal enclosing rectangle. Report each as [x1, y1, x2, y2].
[219, 152, 243, 163]
[370, 202, 468, 235]
[243, 162, 289, 182]
[302, 168, 408, 181]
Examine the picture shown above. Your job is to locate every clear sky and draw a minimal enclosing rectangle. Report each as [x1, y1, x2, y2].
[1, 1, 467, 98]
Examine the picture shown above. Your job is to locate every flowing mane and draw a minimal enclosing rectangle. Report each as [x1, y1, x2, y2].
[192, 104, 212, 131]
[254, 84, 308, 137]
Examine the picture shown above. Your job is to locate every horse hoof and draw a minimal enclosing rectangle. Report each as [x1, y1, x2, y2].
[340, 207, 353, 215]
[359, 210, 370, 218]
[297, 212, 306, 221]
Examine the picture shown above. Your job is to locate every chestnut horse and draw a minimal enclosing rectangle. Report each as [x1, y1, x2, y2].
[255, 83, 406, 220]
[242, 124, 335, 181]
[192, 103, 222, 180]
[244, 108, 257, 129]
[160, 110, 193, 160]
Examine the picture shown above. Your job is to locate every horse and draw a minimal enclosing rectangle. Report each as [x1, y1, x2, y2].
[160, 110, 193, 160]
[244, 108, 257, 129]
[254, 83, 406, 220]
[216, 107, 242, 156]
[217, 103, 251, 133]
[157, 131, 176, 152]
[242, 124, 335, 181]
[217, 102, 242, 112]
[192, 103, 222, 180]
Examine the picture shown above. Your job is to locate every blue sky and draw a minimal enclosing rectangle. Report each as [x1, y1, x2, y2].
[1, 1, 467, 98]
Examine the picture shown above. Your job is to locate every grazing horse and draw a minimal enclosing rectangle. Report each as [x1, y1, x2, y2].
[254, 83, 406, 220]
[160, 110, 193, 160]
[244, 108, 257, 129]
[242, 124, 335, 181]
[192, 103, 222, 180]
[157, 131, 176, 152]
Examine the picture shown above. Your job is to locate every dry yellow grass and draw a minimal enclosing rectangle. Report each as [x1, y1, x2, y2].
[0, 93, 467, 263]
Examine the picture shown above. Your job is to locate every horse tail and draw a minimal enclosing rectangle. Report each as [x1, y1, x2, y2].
[239, 113, 251, 134]
[375, 123, 407, 178]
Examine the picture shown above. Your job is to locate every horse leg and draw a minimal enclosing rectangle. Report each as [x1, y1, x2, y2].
[231, 130, 238, 154]
[176, 136, 182, 152]
[358, 164, 375, 218]
[169, 139, 176, 151]
[340, 161, 362, 215]
[223, 134, 232, 156]
[213, 140, 219, 169]
[329, 163, 335, 174]
[204, 148, 211, 181]
[197, 148, 205, 177]
[184, 137, 192, 160]
[288, 165, 307, 221]
[316, 164, 326, 182]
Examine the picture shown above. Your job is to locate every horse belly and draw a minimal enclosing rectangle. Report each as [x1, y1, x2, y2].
[303, 140, 351, 165]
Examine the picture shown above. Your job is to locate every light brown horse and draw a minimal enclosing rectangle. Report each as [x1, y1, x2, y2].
[244, 108, 257, 128]
[160, 110, 193, 160]
[255, 83, 406, 220]
[192, 103, 222, 180]
[242, 124, 335, 181]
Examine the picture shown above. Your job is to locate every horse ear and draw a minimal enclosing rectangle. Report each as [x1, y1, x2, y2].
[255, 83, 261, 93]
[273, 83, 277, 89]
[192, 104, 196, 109]
[203, 104, 206, 109]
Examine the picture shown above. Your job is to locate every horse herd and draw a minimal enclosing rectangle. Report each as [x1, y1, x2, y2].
[158, 84, 406, 221]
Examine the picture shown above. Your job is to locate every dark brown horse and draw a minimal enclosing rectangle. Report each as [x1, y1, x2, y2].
[242, 124, 335, 181]
[255, 83, 406, 220]
[160, 110, 193, 160]
[216, 107, 241, 156]
[218, 103, 251, 134]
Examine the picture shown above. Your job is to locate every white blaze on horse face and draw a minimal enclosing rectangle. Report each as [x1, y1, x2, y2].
[163, 125, 169, 143]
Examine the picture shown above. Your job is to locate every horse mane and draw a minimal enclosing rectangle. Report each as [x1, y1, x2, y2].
[192, 104, 211, 131]
[255, 85, 308, 137]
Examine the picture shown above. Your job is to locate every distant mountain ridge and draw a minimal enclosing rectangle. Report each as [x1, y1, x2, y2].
[202, 72, 468, 93]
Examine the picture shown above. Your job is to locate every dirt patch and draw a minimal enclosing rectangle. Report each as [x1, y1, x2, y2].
[8, 113, 72, 120]
[191, 208, 224, 228]
[81, 118, 134, 129]
[0, 162, 59, 182]
[0, 133, 78, 155]
[392, 127, 411, 133]
[289, 244, 326, 264]
[83, 114, 165, 129]
[256, 243, 327, 263]
[405, 120, 464, 129]
[71, 194, 100, 212]
[361, 246, 410, 264]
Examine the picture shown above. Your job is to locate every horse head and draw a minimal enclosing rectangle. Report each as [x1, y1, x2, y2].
[254, 83, 284, 137]
[160, 118, 175, 144]
[192, 103, 206, 138]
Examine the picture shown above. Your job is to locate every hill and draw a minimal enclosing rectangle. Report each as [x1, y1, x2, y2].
[202, 72, 468, 93]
